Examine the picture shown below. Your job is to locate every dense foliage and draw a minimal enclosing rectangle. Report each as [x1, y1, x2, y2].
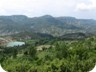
[0, 37, 96, 72]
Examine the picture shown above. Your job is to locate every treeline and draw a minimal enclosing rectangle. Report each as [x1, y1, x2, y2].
[0, 37, 96, 72]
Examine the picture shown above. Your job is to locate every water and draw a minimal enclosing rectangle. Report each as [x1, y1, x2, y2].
[7, 41, 25, 47]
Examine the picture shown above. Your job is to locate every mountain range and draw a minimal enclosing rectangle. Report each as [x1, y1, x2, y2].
[0, 15, 96, 36]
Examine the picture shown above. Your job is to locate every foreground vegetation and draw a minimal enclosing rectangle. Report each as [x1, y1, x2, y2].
[0, 37, 96, 72]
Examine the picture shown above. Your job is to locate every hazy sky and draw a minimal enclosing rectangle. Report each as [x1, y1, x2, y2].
[0, 0, 96, 19]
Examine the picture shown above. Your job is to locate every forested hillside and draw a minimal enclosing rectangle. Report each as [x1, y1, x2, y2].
[0, 15, 96, 36]
[0, 36, 96, 72]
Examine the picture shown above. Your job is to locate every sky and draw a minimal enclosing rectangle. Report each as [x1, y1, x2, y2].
[0, 0, 96, 19]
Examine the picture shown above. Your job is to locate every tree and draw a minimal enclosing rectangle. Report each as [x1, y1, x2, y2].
[28, 46, 36, 58]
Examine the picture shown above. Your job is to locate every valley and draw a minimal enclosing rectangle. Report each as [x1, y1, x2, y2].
[0, 35, 96, 72]
[0, 15, 96, 72]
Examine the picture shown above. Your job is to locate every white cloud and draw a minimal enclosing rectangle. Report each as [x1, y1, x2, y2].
[76, 0, 96, 11]
[0, 0, 76, 17]
[0, 0, 96, 19]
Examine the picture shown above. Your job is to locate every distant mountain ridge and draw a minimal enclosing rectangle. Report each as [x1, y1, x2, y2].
[0, 15, 96, 36]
